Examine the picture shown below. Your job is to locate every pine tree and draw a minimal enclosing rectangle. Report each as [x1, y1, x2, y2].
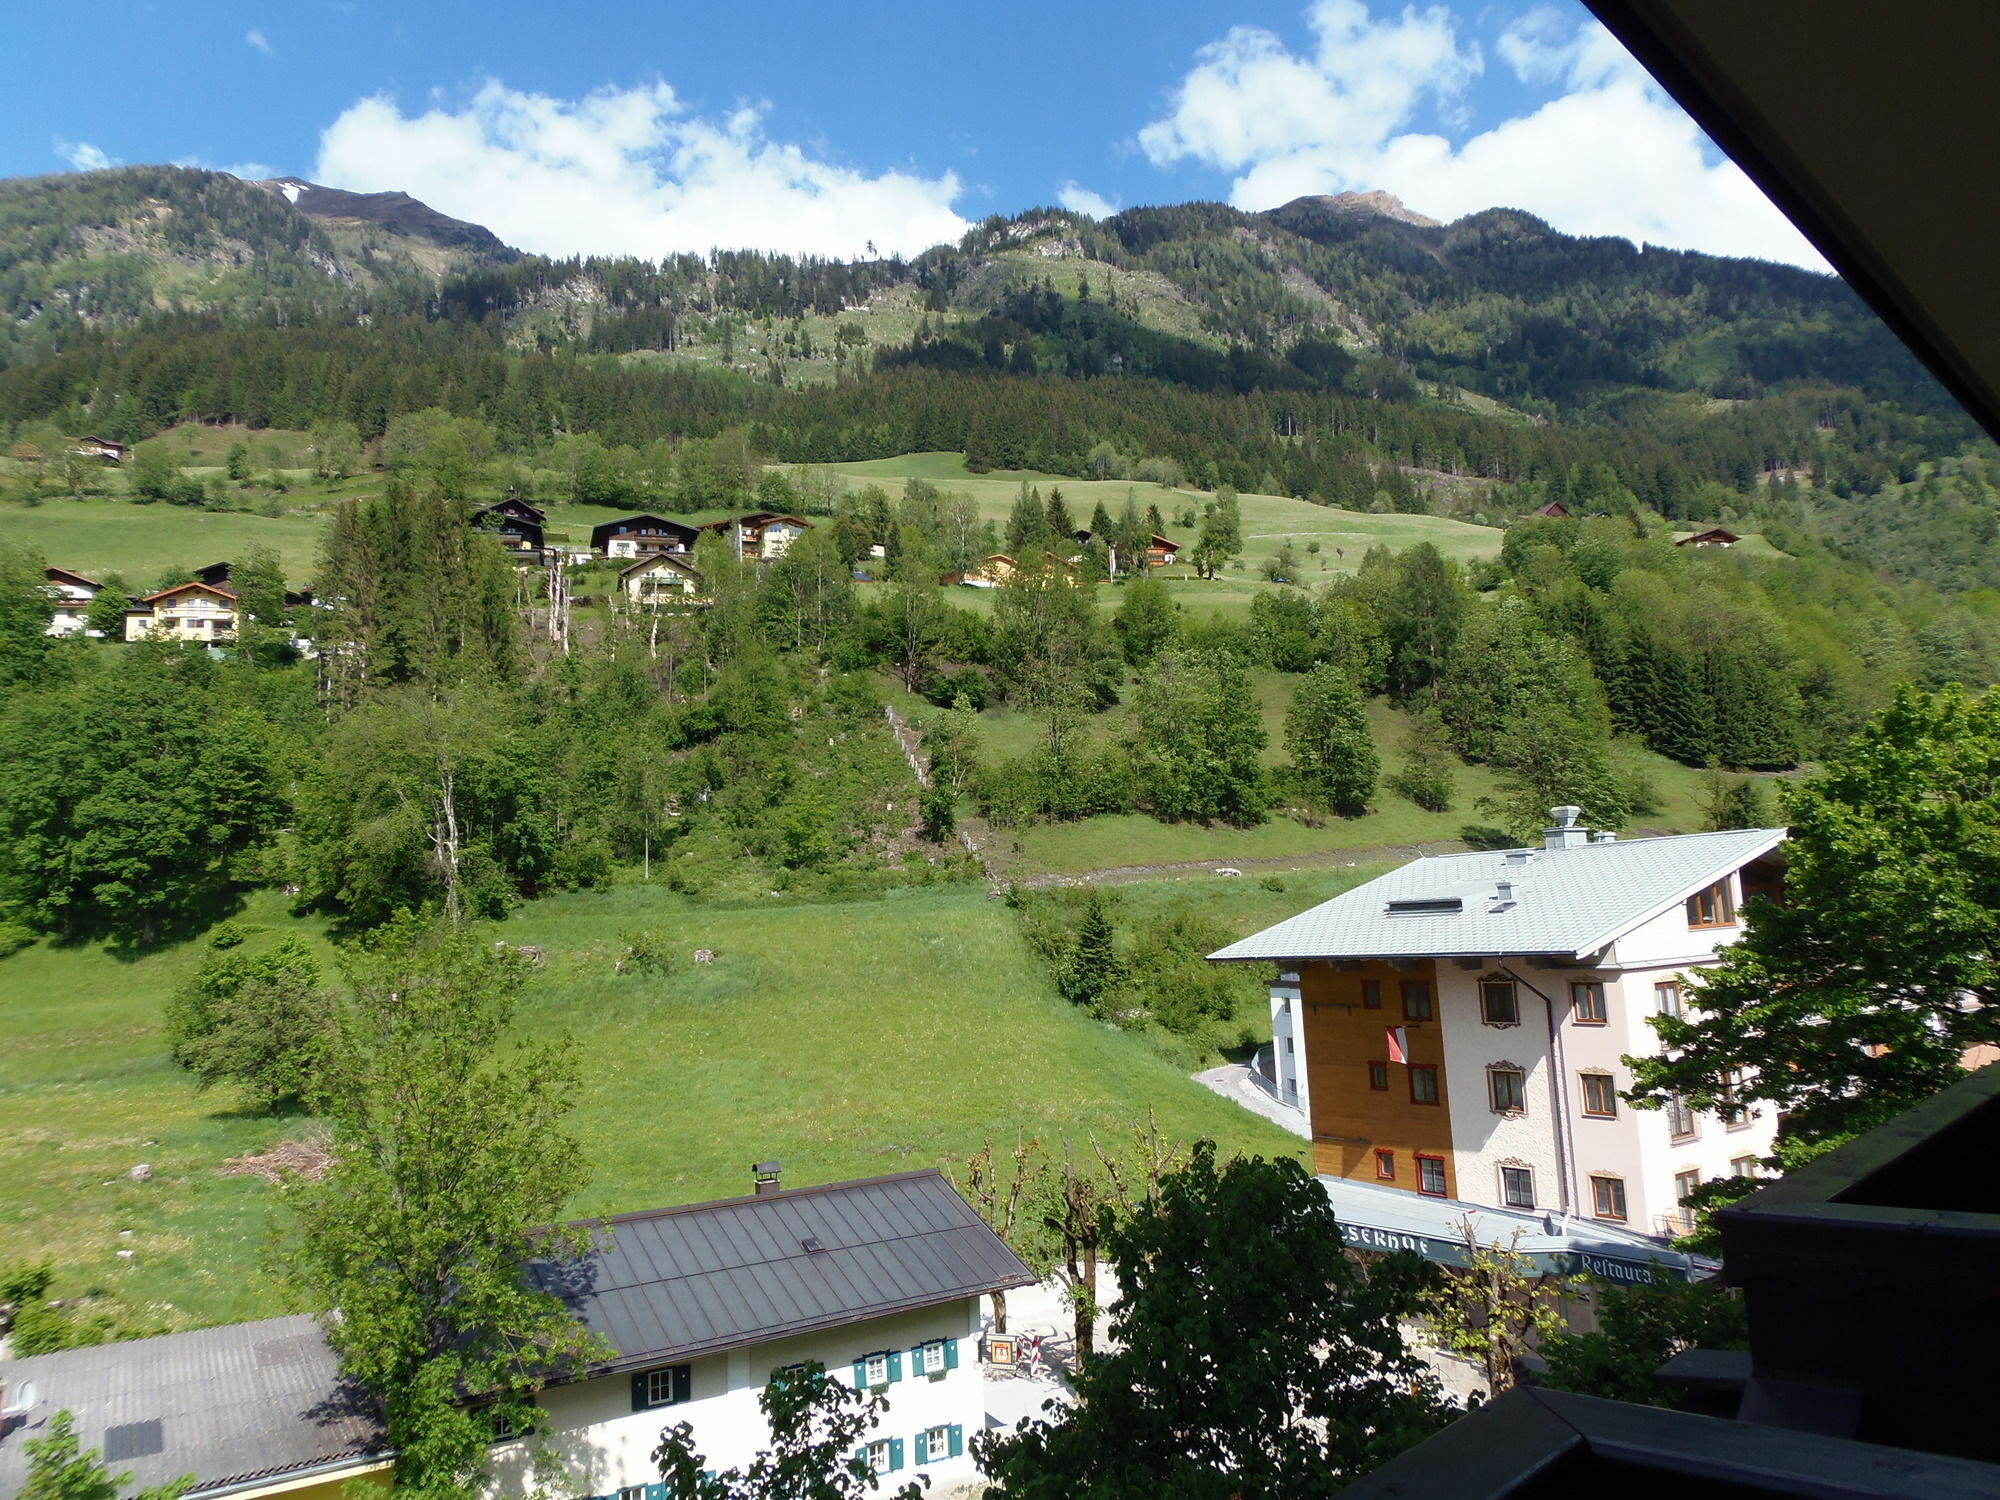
[1059, 891, 1121, 1007]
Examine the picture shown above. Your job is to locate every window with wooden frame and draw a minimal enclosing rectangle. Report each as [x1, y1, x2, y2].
[1361, 979, 1383, 1010]
[1720, 1069, 1751, 1128]
[1367, 1060, 1390, 1091]
[1374, 1149, 1395, 1180]
[1666, 1094, 1698, 1140]
[1416, 1154, 1447, 1196]
[1730, 1155, 1759, 1179]
[1655, 980, 1684, 1019]
[1499, 1165, 1535, 1209]
[1489, 1066, 1526, 1114]
[1479, 978, 1520, 1026]
[1400, 979, 1434, 1020]
[1580, 1072, 1618, 1117]
[1409, 1064, 1440, 1105]
[1590, 1174, 1627, 1220]
[1570, 981, 1607, 1024]
[1674, 1168, 1702, 1207]
[1685, 880, 1737, 928]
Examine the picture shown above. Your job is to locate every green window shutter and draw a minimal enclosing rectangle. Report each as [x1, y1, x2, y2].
[888, 1438, 904, 1472]
[886, 1350, 903, 1382]
[948, 1425, 964, 1458]
[852, 1357, 869, 1388]
[672, 1364, 692, 1404]
[631, 1371, 651, 1411]
[943, 1338, 960, 1371]
[914, 1430, 929, 1465]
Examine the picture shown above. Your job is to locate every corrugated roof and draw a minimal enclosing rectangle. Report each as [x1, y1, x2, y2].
[1209, 828, 1785, 963]
[0, 1314, 383, 1498]
[0, 1174, 1029, 1494]
[530, 1170, 1035, 1369]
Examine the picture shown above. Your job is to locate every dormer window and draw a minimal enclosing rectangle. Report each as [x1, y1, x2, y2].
[1686, 880, 1737, 929]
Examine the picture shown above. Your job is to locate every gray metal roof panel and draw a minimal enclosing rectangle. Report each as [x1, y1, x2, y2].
[0, 1314, 384, 1498]
[537, 1169, 1033, 1370]
[1208, 828, 1786, 963]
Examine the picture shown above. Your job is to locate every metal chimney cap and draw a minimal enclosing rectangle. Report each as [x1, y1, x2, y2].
[1550, 805, 1582, 828]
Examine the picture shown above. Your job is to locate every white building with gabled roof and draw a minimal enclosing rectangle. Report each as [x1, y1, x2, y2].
[1210, 810, 1785, 1255]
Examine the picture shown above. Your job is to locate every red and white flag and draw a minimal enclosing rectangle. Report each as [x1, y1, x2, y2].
[1385, 1026, 1410, 1065]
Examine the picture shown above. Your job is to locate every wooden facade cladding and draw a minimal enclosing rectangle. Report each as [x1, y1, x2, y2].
[1299, 960, 1456, 1196]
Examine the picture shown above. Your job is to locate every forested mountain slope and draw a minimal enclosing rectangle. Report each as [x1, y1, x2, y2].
[1, 166, 1995, 590]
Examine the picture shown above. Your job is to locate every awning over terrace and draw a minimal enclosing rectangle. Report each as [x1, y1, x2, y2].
[1321, 1176, 1709, 1285]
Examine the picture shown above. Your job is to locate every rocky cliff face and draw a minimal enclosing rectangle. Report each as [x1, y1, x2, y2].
[251, 178, 509, 255]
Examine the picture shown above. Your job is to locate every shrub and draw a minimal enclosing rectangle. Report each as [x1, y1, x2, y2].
[0, 920, 35, 960]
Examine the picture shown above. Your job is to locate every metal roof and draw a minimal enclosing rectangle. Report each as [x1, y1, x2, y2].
[0, 1174, 1029, 1493]
[0, 1314, 383, 1498]
[529, 1169, 1035, 1370]
[1209, 828, 1785, 964]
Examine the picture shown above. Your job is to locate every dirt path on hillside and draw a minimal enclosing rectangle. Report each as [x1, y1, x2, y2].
[1010, 840, 1474, 889]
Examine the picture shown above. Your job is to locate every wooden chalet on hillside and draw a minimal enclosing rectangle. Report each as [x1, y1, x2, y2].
[1147, 534, 1181, 566]
[125, 582, 239, 642]
[472, 498, 548, 556]
[592, 515, 701, 560]
[1531, 500, 1574, 518]
[706, 512, 814, 561]
[1677, 527, 1741, 548]
[620, 552, 703, 604]
[69, 435, 128, 464]
[43, 567, 105, 637]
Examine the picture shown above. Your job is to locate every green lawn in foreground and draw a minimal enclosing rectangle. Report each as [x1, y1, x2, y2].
[0, 878, 1309, 1329]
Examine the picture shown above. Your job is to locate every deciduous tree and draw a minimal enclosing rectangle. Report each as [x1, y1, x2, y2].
[1284, 665, 1378, 815]
[980, 1144, 1450, 1499]
[286, 918, 606, 1500]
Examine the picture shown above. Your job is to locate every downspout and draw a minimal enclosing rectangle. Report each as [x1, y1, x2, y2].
[1496, 963, 1575, 1219]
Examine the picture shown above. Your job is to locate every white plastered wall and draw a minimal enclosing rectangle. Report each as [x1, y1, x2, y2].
[485, 1300, 982, 1498]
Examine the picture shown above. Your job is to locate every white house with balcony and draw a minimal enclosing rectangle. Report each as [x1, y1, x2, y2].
[1211, 810, 1784, 1275]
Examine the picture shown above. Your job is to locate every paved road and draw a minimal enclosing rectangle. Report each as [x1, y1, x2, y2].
[1194, 1060, 1311, 1139]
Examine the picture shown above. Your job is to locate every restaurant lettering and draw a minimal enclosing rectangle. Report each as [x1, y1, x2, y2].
[1345, 1225, 1436, 1256]
[1580, 1253, 1657, 1284]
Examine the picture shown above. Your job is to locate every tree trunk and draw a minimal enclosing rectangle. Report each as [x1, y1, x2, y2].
[990, 1289, 1008, 1336]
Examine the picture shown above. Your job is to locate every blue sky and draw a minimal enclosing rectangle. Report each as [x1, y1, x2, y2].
[10, 0, 1821, 267]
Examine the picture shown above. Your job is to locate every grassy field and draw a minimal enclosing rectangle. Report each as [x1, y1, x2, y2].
[0, 874, 1335, 1329]
[814, 452, 1505, 580]
[0, 496, 336, 581]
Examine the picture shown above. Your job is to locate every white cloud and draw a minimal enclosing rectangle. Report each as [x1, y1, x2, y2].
[1140, 0, 1480, 170]
[1141, 5, 1825, 269]
[246, 28, 273, 55]
[314, 80, 971, 259]
[1058, 181, 1119, 219]
[172, 154, 279, 181]
[55, 139, 119, 172]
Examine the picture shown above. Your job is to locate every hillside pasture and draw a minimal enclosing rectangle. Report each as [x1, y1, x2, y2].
[0, 877, 1317, 1329]
[810, 452, 1505, 582]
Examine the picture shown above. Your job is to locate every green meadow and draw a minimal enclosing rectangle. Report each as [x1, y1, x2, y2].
[0, 872, 1367, 1329]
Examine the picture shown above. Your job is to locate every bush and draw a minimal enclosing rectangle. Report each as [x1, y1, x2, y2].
[0, 1258, 54, 1307]
[618, 930, 681, 977]
[0, 919, 35, 960]
[1459, 824, 1518, 851]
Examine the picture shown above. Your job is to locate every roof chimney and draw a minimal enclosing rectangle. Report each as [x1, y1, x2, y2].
[1591, 829, 1617, 844]
[753, 1160, 782, 1196]
[1494, 879, 1515, 906]
[1544, 806, 1589, 851]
